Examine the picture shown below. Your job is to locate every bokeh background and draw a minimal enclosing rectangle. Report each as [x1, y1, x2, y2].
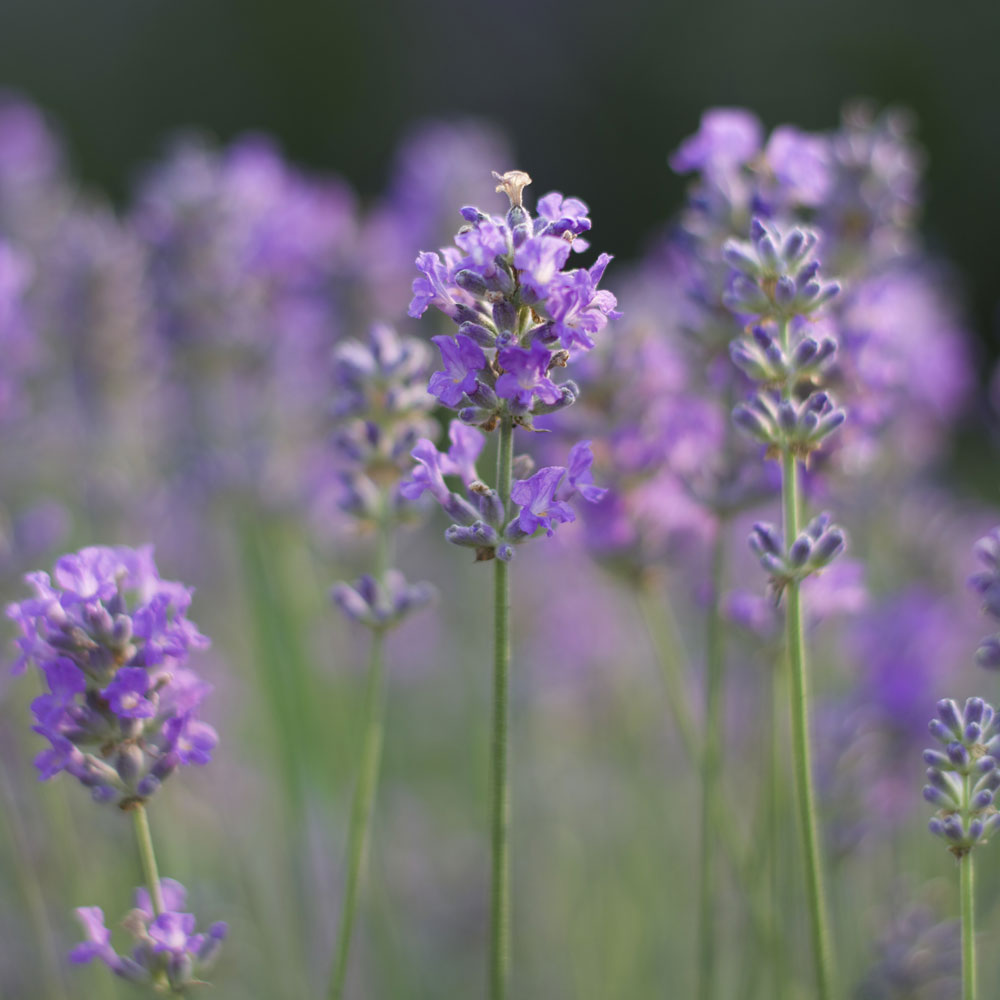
[2, 0, 999, 360]
[2, 2, 1000, 998]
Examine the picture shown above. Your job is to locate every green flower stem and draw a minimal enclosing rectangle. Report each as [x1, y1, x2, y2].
[490, 414, 514, 1000]
[697, 528, 726, 1000]
[781, 450, 834, 1000]
[776, 316, 834, 1000]
[768, 655, 790, 1000]
[961, 773, 976, 1000]
[329, 625, 388, 999]
[329, 500, 394, 1000]
[131, 803, 164, 916]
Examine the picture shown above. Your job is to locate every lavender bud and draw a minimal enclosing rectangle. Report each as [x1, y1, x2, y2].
[972, 790, 994, 810]
[966, 698, 986, 726]
[456, 269, 488, 296]
[946, 742, 970, 769]
[459, 321, 497, 346]
[976, 636, 1000, 669]
[445, 521, 498, 549]
[788, 535, 813, 568]
[732, 403, 774, 444]
[810, 528, 845, 567]
[750, 522, 782, 557]
[532, 382, 579, 415]
[459, 406, 495, 426]
[937, 700, 964, 738]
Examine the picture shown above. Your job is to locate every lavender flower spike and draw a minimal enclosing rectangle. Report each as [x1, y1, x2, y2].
[923, 697, 999, 999]
[923, 697, 1000, 855]
[7, 546, 215, 805]
[406, 170, 616, 1000]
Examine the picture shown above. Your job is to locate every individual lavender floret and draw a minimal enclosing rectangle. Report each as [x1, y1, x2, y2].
[409, 169, 618, 431]
[69, 878, 226, 993]
[402, 422, 605, 561]
[969, 527, 1000, 669]
[6, 545, 215, 804]
[922, 698, 1000, 856]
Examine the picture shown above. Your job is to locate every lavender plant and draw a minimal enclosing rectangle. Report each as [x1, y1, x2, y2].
[922, 698, 1000, 1000]
[406, 169, 616, 999]
[723, 217, 845, 999]
[6, 545, 226, 993]
[326, 323, 437, 998]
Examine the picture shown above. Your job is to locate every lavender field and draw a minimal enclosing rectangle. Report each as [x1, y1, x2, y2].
[1, 91, 999, 1000]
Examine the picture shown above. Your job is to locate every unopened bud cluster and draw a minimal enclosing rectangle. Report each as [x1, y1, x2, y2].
[330, 323, 436, 524]
[723, 217, 848, 586]
[923, 698, 1000, 856]
[733, 388, 846, 462]
[331, 570, 436, 630]
[329, 323, 437, 631]
[749, 514, 846, 596]
[723, 219, 840, 321]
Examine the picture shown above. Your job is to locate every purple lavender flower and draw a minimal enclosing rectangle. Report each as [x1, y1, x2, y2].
[69, 878, 225, 991]
[669, 108, 762, 177]
[332, 570, 437, 630]
[6, 545, 215, 803]
[408, 169, 617, 431]
[319, 323, 437, 532]
[133, 134, 358, 517]
[923, 698, 1000, 855]
[495, 341, 563, 411]
[429, 334, 489, 407]
[402, 422, 604, 560]
[672, 103, 974, 479]
[509, 468, 576, 538]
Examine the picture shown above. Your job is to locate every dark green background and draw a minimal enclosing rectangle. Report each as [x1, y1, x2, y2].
[2, 0, 997, 356]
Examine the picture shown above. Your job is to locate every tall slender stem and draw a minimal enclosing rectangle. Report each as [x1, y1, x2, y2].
[330, 627, 387, 999]
[697, 527, 726, 1000]
[490, 415, 514, 1000]
[782, 453, 834, 1000]
[329, 501, 394, 1000]
[776, 315, 833, 1000]
[961, 773, 976, 1000]
[768, 654, 789, 1000]
[132, 802, 164, 916]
